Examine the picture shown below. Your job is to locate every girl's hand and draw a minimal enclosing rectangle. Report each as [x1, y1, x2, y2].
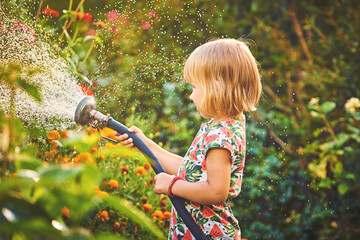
[114, 126, 147, 147]
[154, 173, 175, 195]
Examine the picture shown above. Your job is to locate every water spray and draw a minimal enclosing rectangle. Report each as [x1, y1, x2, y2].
[74, 96, 207, 240]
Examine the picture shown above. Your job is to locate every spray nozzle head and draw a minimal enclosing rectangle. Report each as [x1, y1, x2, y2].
[74, 96, 97, 126]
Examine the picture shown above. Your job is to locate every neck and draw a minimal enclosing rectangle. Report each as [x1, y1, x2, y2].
[212, 113, 242, 123]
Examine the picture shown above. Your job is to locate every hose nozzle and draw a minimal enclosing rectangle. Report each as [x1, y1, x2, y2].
[74, 96, 111, 126]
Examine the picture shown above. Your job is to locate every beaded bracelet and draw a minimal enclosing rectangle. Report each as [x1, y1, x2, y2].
[168, 176, 181, 197]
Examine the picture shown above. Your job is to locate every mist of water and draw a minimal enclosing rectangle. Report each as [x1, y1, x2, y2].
[0, 15, 86, 128]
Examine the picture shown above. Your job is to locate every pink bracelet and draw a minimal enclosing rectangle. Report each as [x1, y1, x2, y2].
[168, 176, 181, 197]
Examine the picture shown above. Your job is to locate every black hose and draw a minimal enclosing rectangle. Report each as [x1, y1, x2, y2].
[107, 118, 208, 240]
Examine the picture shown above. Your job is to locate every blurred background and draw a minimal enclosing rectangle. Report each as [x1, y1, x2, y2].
[0, 0, 359, 239]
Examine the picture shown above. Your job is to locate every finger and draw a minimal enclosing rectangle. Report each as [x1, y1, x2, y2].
[117, 134, 128, 141]
[128, 126, 137, 132]
[123, 138, 133, 145]
[114, 131, 119, 136]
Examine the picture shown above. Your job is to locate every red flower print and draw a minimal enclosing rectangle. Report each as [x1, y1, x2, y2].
[201, 159, 206, 171]
[210, 224, 224, 238]
[172, 209, 177, 226]
[179, 167, 186, 180]
[202, 206, 216, 217]
[205, 134, 219, 145]
[220, 126, 233, 138]
[183, 230, 192, 240]
[220, 212, 229, 225]
[192, 136, 201, 147]
[189, 147, 198, 161]
[223, 141, 234, 154]
[235, 137, 242, 152]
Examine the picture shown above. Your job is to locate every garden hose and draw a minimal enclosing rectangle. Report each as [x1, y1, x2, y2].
[74, 96, 208, 239]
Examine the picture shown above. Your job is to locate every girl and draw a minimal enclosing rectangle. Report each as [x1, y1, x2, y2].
[116, 38, 262, 240]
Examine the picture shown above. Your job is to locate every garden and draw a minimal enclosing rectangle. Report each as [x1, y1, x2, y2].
[0, 0, 359, 239]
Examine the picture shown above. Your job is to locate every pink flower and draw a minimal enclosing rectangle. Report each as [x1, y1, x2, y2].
[148, 11, 158, 19]
[106, 10, 119, 21]
[85, 29, 96, 36]
[140, 20, 150, 30]
[12, 22, 37, 44]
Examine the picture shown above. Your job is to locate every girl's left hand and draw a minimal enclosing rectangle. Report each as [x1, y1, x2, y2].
[154, 173, 175, 195]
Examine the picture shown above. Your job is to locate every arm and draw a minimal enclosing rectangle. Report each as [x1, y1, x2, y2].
[115, 126, 183, 175]
[154, 148, 232, 205]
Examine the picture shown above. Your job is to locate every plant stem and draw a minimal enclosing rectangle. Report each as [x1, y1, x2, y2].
[322, 115, 337, 140]
[35, 0, 43, 25]
[78, 40, 95, 71]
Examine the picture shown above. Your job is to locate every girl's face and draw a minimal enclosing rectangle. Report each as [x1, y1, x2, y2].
[189, 82, 210, 118]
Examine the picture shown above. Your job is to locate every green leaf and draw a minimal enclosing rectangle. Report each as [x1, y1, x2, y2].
[338, 183, 349, 195]
[15, 78, 41, 102]
[320, 101, 336, 113]
[61, 131, 100, 153]
[310, 111, 321, 118]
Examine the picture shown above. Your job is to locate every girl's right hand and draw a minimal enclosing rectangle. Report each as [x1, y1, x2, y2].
[114, 126, 147, 148]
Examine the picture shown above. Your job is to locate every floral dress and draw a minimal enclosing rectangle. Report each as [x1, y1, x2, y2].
[169, 115, 246, 240]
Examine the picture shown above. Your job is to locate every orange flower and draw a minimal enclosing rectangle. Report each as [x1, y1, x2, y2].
[92, 21, 106, 28]
[47, 130, 60, 141]
[135, 166, 147, 175]
[160, 197, 167, 207]
[62, 157, 71, 164]
[106, 179, 121, 190]
[94, 185, 109, 197]
[114, 221, 120, 231]
[8, 173, 18, 179]
[73, 152, 94, 164]
[121, 166, 129, 174]
[151, 210, 164, 220]
[163, 211, 171, 219]
[97, 210, 110, 221]
[61, 207, 70, 218]
[143, 162, 151, 170]
[142, 203, 152, 212]
[60, 130, 68, 138]
[100, 127, 116, 140]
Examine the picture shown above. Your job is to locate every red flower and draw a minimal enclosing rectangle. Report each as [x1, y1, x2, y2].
[82, 13, 92, 23]
[73, 12, 92, 23]
[78, 83, 94, 96]
[42, 7, 59, 17]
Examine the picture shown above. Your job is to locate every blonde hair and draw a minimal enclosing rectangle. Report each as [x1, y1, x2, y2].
[184, 38, 262, 118]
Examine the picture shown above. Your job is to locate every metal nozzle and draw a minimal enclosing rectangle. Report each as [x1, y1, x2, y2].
[74, 96, 111, 126]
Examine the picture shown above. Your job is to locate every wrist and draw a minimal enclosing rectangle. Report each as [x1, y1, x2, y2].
[168, 176, 181, 197]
